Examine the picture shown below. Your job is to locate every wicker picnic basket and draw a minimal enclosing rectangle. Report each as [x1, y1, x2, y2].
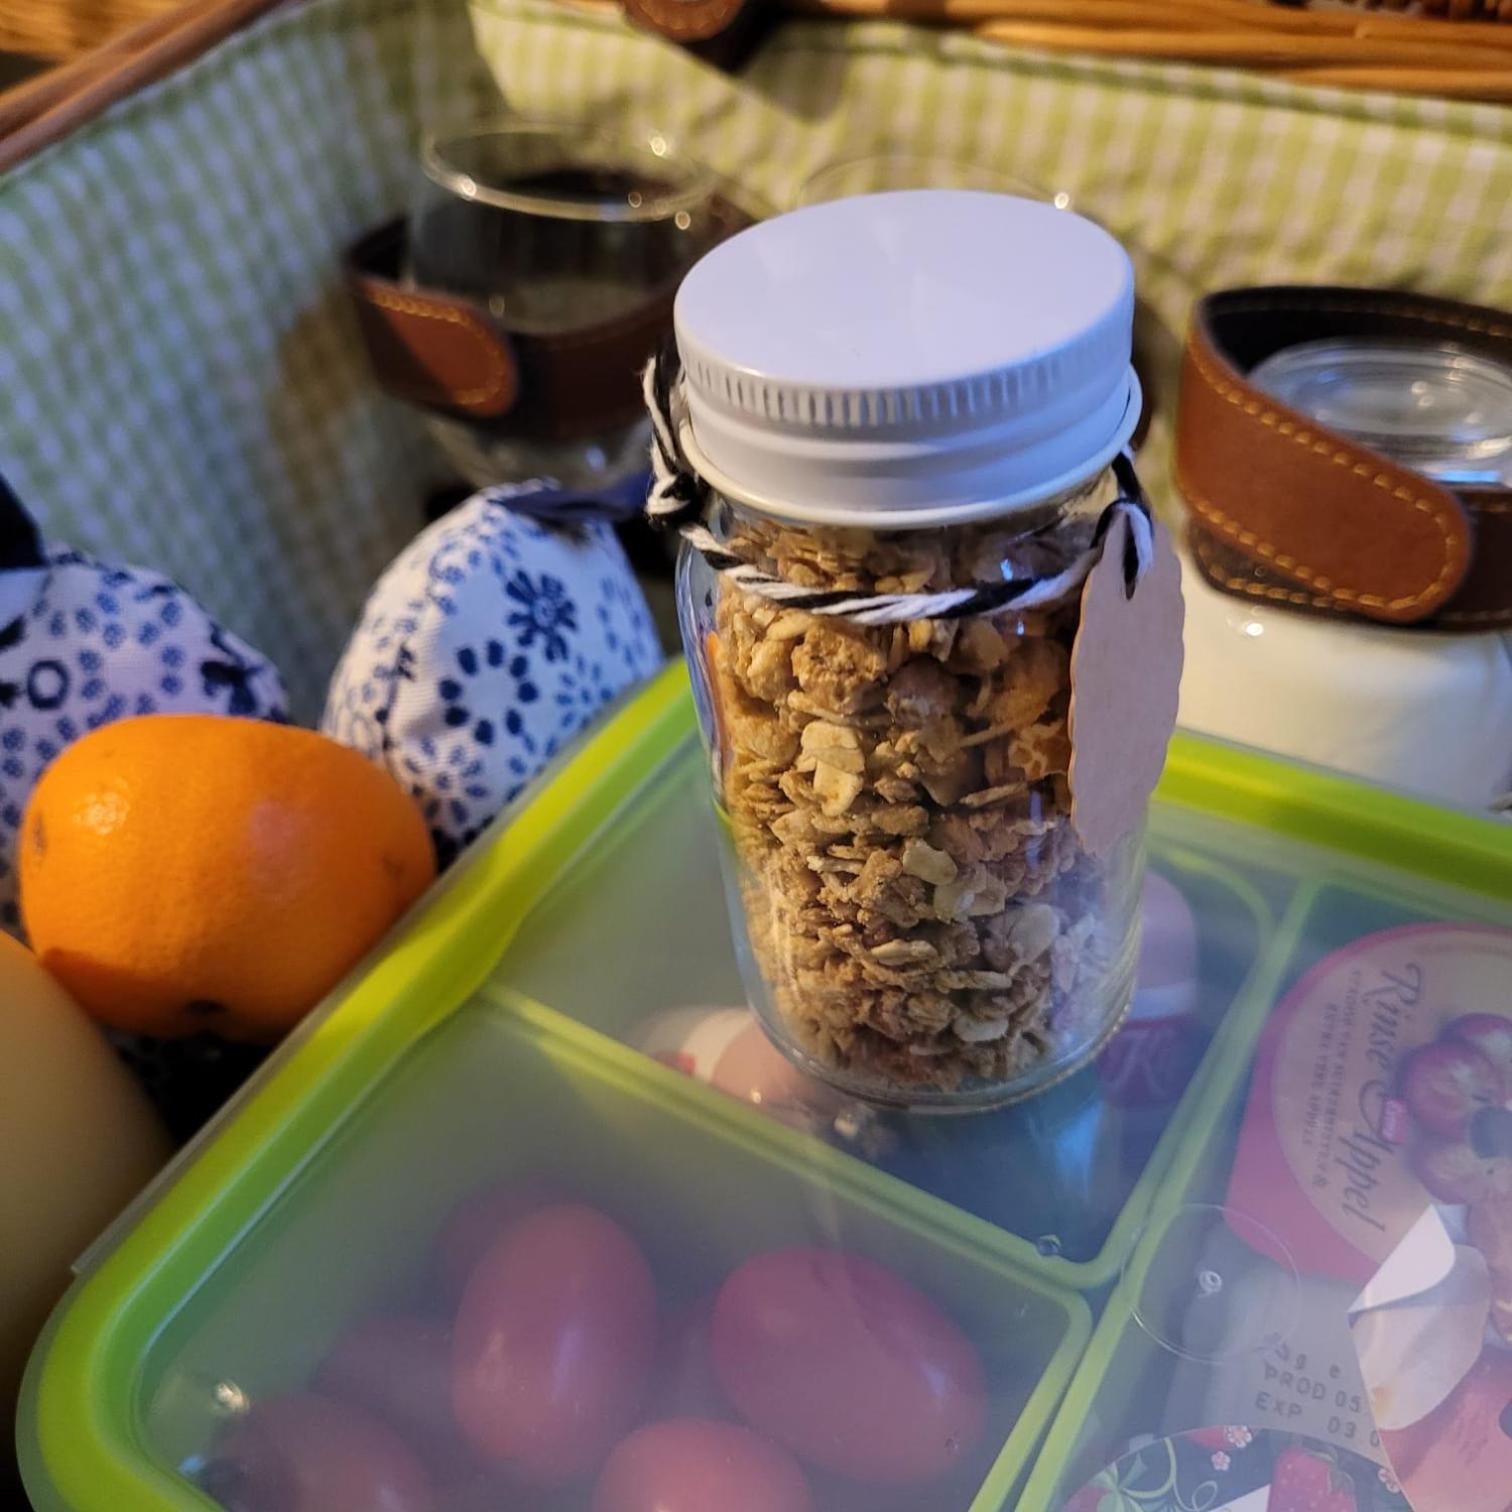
[0, 0, 182, 63]
[0, 0, 279, 152]
[4, 0, 1510, 138]
[784, 0, 1512, 96]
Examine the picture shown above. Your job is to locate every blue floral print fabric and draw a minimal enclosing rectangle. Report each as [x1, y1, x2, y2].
[0, 547, 288, 932]
[322, 484, 663, 867]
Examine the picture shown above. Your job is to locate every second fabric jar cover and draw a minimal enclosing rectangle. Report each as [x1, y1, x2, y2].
[324, 485, 662, 867]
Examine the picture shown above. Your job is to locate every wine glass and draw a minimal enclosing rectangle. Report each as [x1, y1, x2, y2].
[410, 119, 728, 491]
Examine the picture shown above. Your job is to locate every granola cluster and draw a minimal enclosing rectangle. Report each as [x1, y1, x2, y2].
[705, 498, 1118, 1097]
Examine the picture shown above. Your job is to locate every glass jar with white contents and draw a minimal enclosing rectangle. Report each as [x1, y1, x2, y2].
[1179, 335, 1512, 808]
[664, 192, 1161, 1110]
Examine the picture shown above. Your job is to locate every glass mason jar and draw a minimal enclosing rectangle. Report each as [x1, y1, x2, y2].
[410, 119, 727, 491]
[1178, 336, 1512, 808]
[668, 192, 1153, 1110]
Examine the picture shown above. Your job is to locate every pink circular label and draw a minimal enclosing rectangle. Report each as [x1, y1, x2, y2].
[1228, 922, 1512, 1285]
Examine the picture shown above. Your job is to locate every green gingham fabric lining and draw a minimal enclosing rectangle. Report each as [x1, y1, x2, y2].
[0, 0, 502, 716]
[2, 0, 1509, 716]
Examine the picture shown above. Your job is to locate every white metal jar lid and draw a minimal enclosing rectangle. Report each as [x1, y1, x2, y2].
[672, 190, 1141, 528]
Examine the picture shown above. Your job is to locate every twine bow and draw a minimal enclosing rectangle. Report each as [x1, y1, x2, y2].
[643, 346, 1153, 624]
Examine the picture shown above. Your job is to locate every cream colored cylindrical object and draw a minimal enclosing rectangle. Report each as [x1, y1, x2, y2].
[0, 934, 169, 1432]
[1178, 551, 1512, 808]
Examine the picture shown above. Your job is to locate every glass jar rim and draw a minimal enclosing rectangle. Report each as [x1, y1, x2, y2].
[420, 118, 718, 224]
[796, 150, 1065, 209]
[1249, 336, 1512, 473]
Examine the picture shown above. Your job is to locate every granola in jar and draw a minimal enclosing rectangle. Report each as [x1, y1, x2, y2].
[664, 189, 1156, 1107]
[694, 491, 1129, 1100]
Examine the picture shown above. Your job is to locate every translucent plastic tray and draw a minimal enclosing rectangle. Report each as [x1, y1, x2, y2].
[499, 747, 1280, 1287]
[141, 1007, 1087, 1511]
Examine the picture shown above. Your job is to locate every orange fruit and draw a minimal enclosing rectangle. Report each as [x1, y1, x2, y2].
[20, 715, 436, 1041]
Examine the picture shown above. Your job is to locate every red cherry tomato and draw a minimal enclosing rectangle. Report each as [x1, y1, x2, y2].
[433, 1184, 552, 1304]
[711, 1248, 987, 1484]
[203, 1392, 435, 1512]
[593, 1419, 814, 1512]
[452, 1204, 657, 1487]
[316, 1315, 462, 1473]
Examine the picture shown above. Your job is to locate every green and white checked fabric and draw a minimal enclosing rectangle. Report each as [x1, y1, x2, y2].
[0, 0, 502, 715]
[2, 0, 1509, 716]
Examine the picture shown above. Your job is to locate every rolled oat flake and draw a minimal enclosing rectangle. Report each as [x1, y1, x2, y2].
[659, 191, 1183, 1111]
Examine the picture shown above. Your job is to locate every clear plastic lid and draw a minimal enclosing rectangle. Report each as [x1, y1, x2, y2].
[1250, 337, 1512, 485]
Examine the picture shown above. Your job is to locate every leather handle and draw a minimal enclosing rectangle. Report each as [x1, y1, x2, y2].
[1451, 489, 1512, 628]
[1175, 286, 1512, 630]
[346, 220, 520, 421]
[622, 0, 755, 40]
[619, 0, 772, 67]
[1188, 490, 1512, 630]
[346, 204, 750, 440]
[345, 216, 674, 438]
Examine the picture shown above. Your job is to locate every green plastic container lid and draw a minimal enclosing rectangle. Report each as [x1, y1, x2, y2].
[18, 666, 1512, 1512]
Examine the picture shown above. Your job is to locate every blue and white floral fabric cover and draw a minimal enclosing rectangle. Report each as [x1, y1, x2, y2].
[323, 483, 664, 867]
[0, 476, 288, 933]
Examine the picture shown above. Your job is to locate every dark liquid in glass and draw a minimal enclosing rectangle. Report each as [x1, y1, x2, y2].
[415, 163, 712, 332]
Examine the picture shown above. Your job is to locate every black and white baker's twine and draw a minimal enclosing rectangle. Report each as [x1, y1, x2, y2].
[644, 349, 1154, 626]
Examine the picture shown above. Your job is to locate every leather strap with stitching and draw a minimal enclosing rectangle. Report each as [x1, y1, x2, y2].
[622, 0, 750, 41]
[1175, 285, 1512, 631]
[619, 0, 772, 67]
[346, 209, 747, 442]
[347, 220, 520, 421]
